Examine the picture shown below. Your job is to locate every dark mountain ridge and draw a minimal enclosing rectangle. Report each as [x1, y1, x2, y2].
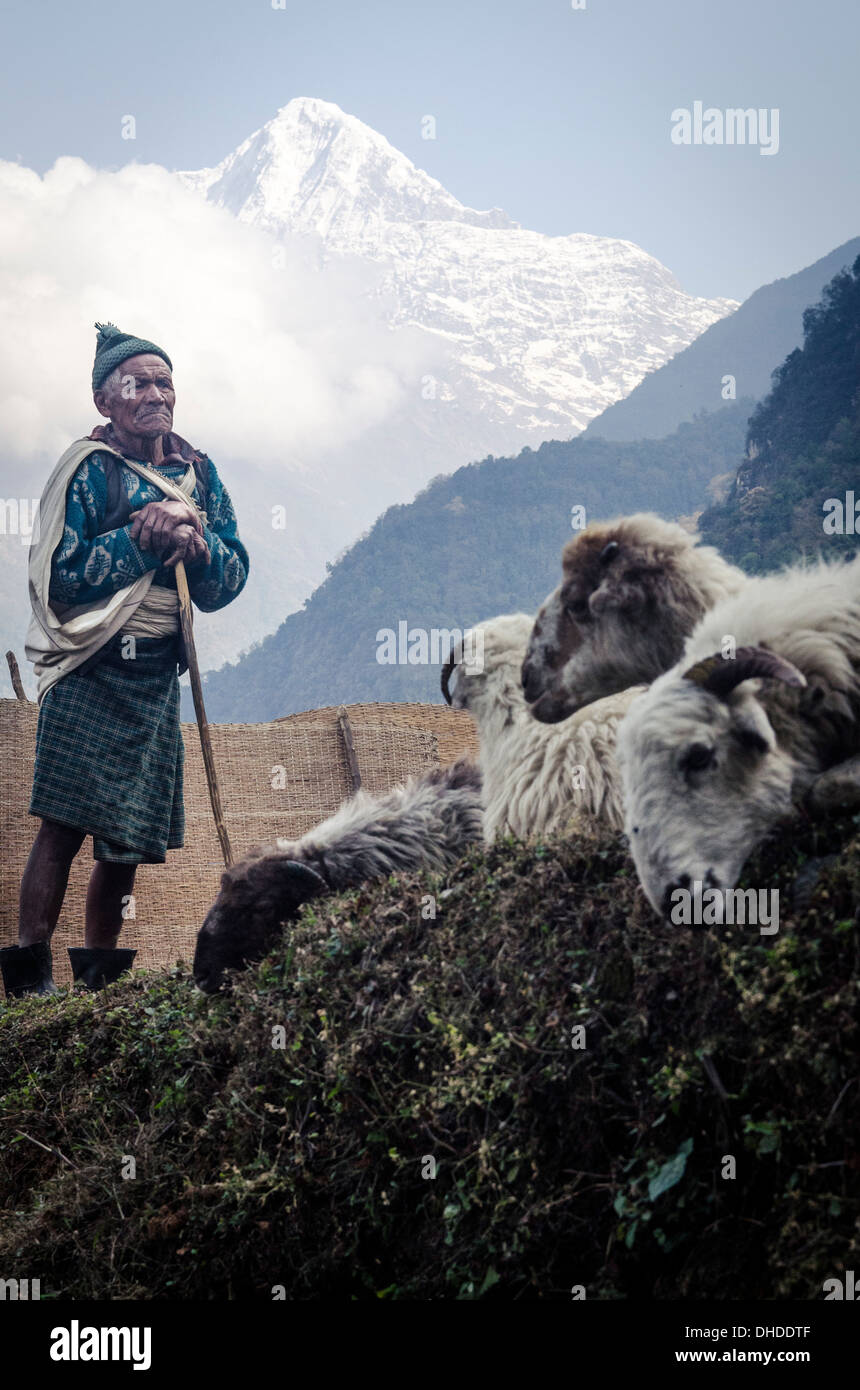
[584, 238, 860, 442]
[200, 404, 750, 720]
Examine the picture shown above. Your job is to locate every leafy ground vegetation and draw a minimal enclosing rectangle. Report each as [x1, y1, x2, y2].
[1, 811, 858, 1301]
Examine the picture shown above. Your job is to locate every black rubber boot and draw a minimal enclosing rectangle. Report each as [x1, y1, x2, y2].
[0, 941, 57, 998]
[68, 947, 137, 990]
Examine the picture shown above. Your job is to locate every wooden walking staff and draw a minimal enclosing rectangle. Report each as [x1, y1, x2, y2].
[5, 650, 28, 702]
[151, 435, 234, 868]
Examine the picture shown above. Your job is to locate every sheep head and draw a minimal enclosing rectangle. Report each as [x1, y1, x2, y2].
[193, 856, 328, 994]
[522, 514, 743, 723]
[617, 646, 806, 917]
[441, 614, 532, 725]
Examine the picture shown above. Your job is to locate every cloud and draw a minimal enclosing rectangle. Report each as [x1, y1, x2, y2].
[0, 155, 437, 479]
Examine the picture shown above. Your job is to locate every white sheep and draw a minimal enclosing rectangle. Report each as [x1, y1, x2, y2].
[195, 610, 642, 992]
[522, 513, 746, 723]
[616, 555, 860, 916]
[442, 613, 641, 840]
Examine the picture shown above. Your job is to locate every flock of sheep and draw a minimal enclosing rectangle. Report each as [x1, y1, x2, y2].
[193, 513, 860, 993]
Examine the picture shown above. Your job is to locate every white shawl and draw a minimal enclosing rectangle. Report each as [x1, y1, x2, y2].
[26, 438, 197, 703]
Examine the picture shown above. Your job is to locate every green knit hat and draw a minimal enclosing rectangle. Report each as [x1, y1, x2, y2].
[92, 321, 173, 392]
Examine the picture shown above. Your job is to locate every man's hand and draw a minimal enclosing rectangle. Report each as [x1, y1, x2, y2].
[129, 499, 203, 557]
[161, 524, 211, 570]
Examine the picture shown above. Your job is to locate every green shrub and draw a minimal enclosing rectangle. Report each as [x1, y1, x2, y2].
[1, 810, 858, 1300]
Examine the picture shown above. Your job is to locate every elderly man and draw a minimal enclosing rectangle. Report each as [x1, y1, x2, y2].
[0, 323, 249, 998]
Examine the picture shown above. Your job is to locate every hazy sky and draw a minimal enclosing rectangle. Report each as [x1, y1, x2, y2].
[0, 0, 857, 299]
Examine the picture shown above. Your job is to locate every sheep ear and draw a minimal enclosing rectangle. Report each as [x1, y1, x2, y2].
[683, 645, 806, 699]
[441, 644, 461, 704]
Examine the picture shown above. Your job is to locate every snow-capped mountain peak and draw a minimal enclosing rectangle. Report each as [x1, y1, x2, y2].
[180, 97, 735, 440]
[181, 96, 515, 246]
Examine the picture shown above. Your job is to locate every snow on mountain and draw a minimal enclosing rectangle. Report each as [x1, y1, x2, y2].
[181, 97, 736, 439]
[181, 96, 515, 242]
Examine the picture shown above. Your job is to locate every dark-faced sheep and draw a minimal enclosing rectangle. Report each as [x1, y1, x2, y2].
[521, 513, 746, 723]
[193, 760, 482, 993]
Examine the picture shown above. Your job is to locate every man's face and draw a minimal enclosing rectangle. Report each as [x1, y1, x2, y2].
[94, 352, 175, 439]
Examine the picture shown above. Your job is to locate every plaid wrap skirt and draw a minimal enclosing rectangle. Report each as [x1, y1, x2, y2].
[29, 634, 184, 863]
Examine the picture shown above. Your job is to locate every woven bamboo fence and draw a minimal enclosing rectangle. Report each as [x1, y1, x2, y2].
[0, 694, 478, 988]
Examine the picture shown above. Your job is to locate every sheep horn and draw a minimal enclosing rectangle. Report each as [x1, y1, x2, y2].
[274, 859, 329, 896]
[440, 643, 460, 705]
[682, 645, 806, 699]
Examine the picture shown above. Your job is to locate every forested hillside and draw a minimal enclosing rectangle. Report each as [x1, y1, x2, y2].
[700, 255, 860, 571]
[201, 403, 751, 720]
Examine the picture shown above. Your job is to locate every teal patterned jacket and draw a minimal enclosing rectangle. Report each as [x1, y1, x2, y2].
[49, 447, 249, 613]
